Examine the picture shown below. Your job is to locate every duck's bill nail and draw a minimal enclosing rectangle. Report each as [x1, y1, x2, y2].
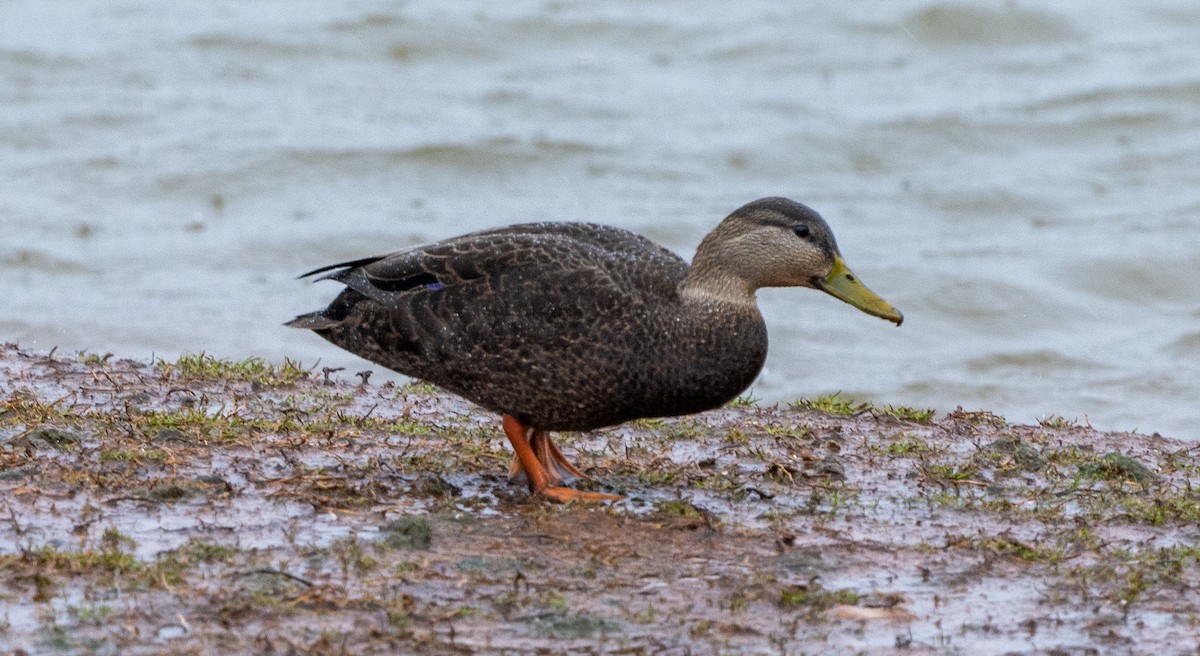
[816, 256, 904, 326]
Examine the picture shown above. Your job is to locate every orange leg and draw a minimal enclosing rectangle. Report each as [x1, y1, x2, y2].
[501, 415, 620, 503]
[508, 429, 588, 486]
[540, 433, 587, 479]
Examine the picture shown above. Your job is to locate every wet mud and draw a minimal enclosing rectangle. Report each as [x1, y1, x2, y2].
[2, 344, 1198, 654]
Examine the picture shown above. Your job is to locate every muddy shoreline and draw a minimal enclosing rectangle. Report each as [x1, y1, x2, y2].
[2, 344, 1198, 655]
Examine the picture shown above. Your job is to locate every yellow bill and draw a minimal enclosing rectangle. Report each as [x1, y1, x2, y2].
[816, 255, 903, 326]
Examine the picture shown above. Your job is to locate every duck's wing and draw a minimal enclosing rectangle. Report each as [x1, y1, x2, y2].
[286, 221, 686, 337]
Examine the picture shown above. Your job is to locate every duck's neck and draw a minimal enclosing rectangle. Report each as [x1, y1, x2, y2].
[680, 261, 758, 308]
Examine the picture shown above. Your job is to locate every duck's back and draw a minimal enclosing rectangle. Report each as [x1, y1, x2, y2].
[290, 222, 767, 430]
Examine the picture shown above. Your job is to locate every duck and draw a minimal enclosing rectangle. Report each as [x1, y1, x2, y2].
[287, 197, 902, 503]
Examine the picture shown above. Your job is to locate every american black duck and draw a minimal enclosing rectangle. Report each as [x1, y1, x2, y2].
[287, 197, 902, 502]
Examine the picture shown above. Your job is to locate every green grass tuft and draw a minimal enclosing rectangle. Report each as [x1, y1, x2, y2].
[1078, 452, 1160, 486]
[778, 582, 860, 610]
[1039, 415, 1076, 429]
[159, 353, 309, 385]
[790, 392, 870, 417]
[878, 405, 937, 423]
[726, 392, 759, 408]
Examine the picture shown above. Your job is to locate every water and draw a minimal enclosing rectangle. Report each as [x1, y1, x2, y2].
[3, 1, 1199, 438]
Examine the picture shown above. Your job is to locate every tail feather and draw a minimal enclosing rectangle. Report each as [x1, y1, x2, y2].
[297, 254, 388, 280]
[284, 312, 341, 331]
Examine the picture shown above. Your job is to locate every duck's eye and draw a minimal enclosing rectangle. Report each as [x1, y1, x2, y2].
[793, 224, 811, 239]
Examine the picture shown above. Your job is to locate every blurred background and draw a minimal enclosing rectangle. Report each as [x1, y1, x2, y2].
[3, 1, 1198, 437]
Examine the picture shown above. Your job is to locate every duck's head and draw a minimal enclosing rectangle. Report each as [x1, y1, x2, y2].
[687, 197, 903, 325]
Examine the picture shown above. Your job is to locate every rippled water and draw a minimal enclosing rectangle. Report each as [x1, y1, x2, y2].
[4, 2, 1199, 438]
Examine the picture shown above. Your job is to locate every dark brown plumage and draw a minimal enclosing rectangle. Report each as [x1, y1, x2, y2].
[288, 197, 902, 502]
